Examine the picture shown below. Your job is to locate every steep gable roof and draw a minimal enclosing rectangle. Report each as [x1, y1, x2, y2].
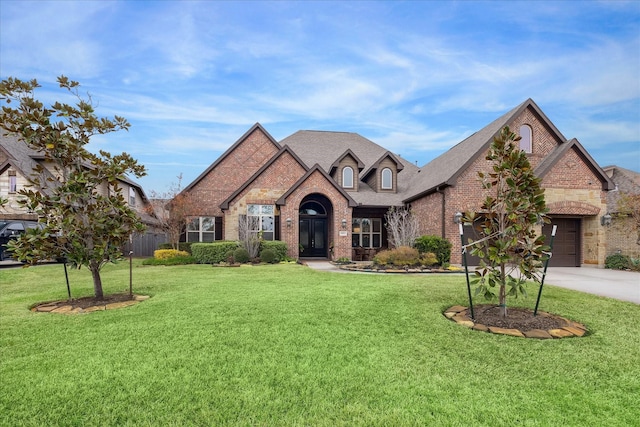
[276, 164, 358, 207]
[361, 151, 405, 181]
[220, 146, 309, 210]
[404, 98, 572, 203]
[329, 149, 365, 174]
[536, 138, 614, 190]
[182, 123, 281, 193]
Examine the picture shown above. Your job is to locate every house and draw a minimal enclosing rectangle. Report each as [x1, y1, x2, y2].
[0, 132, 165, 256]
[603, 165, 640, 259]
[178, 98, 615, 267]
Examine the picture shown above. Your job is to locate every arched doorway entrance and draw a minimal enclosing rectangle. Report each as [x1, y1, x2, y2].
[299, 194, 332, 258]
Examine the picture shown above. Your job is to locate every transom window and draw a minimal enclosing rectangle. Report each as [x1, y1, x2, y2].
[299, 201, 326, 216]
[342, 166, 354, 188]
[519, 125, 532, 153]
[187, 217, 215, 242]
[352, 218, 382, 248]
[247, 204, 275, 240]
[381, 168, 392, 189]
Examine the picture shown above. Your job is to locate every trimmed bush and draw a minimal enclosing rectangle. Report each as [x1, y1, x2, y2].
[153, 249, 190, 260]
[233, 247, 250, 264]
[142, 255, 196, 266]
[420, 252, 438, 267]
[605, 253, 631, 270]
[191, 242, 240, 264]
[414, 235, 452, 265]
[260, 248, 277, 264]
[224, 250, 236, 264]
[259, 240, 288, 262]
[158, 242, 193, 254]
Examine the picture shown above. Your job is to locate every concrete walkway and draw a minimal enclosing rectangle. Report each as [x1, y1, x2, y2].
[304, 261, 639, 304]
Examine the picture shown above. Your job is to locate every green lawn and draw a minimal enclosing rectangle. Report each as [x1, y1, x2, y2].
[1, 261, 639, 426]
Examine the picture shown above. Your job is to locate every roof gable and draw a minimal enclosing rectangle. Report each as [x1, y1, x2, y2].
[183, 123, 281, 193]
[276, 164, 358, 207]
[536, 138, 614, 190]
[361, 151, 405, 181]
[330, 149, 365, 174]
[403, 98, 571, 203]
[220, 146, 309, 210]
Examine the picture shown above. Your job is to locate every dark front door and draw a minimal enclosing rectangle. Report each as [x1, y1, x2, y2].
[299, 218, 327, 257]
[543, 219, 581, 267]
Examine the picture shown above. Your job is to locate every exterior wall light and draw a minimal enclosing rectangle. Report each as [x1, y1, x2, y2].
[286, 217, 292, 228]
[453, 212, 463, 224]
[341, 219, 347, 229]
[601, 213, 612, 227]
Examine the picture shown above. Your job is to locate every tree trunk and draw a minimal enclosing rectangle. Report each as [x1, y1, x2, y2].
[499, 263, 507, 318]
[90, 261, 104, 299]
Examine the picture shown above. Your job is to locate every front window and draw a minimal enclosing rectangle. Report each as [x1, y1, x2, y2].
[129, 187, 136, 206]
[352, 218, 382, 248]
[186, 217, 216, 242]
[9, 172, 17, 193]
[519, 125, 532, 153]
[247, 204, 275, 240]
[381, 168, 392, 189]
[342, 166, 354, 188]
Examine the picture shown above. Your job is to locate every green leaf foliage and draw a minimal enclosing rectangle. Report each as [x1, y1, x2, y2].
[463, 126, 550, 317]
[1, 76, 146, 298]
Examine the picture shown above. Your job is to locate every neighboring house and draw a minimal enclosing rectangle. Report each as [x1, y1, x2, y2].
[178, 98, 615, 267]
[603, 165, 640, 259]
[0, 132, 165, 256]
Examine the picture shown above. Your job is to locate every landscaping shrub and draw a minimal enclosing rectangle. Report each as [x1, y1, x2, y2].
[260, 248, 277, 264]
[158, 242, 193, 254]
[373, 246, 420, 266]
[225, 249, 236, 264]
[191, 242, 240, 264]
[233, 247, 250, 264]
[259, 240, 288, 262]
[414, 235, 452, 265]
[142, 255, 196, 266]
[420, 252, 438, 267]
[605, 253, 631, 270]
[153, 249, 190, 260]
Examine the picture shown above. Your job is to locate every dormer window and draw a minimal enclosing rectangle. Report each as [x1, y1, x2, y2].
[342, 166, 354, 189]
[381, 168, 392, 190]
[519, 125, 532, 153]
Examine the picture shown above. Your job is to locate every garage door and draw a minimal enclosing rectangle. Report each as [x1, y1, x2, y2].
[543, 218, 581, 267]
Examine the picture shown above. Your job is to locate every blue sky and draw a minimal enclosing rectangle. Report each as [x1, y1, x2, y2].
[1, 0, 639, 194]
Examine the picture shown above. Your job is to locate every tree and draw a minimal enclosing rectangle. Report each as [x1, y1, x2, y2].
[147, 174, 198, 249]
[463, 126, 549, 318]
[615, 192, 640, 245]
[385, 206, 420, 248]
[0, 76, 146, 299]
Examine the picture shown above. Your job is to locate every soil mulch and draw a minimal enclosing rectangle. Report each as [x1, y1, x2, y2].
[472, 304, 567, 331]
[31, 293, 149, 313]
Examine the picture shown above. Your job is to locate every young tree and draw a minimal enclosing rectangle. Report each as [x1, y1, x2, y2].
[463, 126, 549, 318]
[385, 206, 420, 248]
[147, 174, 197, 249]
[0, 76, 146, 299]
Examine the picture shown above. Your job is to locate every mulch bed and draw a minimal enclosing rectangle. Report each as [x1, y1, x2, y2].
[32, 292, 136, 311]
[471, 304, 567, 331]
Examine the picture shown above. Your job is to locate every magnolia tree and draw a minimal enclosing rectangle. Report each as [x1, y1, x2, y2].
[385, 206, 420, 248]
[463, 126, 549, 318]
[0, 76, 146, 299]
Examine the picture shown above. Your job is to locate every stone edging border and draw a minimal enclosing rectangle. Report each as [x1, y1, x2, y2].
[337, 263, 462, 274]
[31, 295, 150, 314]
[444, 305, 588, 339]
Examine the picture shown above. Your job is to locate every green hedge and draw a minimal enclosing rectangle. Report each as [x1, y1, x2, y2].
[191, 242, 240, 264]
[260, 241, 288, 262]
[158, 242, 194, 254]
[414, 235, 452, 266]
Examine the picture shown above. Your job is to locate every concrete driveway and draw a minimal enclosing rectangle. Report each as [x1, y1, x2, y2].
[543, 267, 639, 304]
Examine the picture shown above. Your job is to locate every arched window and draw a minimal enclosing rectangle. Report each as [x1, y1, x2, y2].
[381, 168, 392, 189]
[342, 166, 354, 188]
[519, 125, 532, 153]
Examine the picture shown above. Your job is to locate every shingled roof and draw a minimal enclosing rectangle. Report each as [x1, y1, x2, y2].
[281, 130, 420, 207]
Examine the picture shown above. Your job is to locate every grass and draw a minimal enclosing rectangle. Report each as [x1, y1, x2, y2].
[1, 260, 639, 426]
